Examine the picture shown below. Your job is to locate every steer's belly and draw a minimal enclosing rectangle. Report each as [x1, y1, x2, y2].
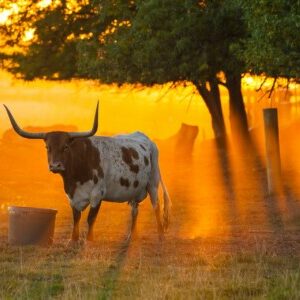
[104, 186, 148, 202]
[67, 177, 149, 210]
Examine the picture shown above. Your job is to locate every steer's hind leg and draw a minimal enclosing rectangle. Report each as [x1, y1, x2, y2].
[127, 201, 139, 241]
[87, 202, 101, 241]
[148, 186, 164, 241]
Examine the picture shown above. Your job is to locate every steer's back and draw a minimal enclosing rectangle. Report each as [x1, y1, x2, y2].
[90, 132, 155, 202]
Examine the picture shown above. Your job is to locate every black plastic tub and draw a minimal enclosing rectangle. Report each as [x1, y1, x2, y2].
[8, 206, 57, 246]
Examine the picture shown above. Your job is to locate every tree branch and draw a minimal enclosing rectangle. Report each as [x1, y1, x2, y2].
[155, 82, 176, 103]
[255, 76, 268, 92]
[268, 77, 277, 99]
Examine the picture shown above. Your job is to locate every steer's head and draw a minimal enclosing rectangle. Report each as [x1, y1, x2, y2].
[4, 102, 99, 174]
[44, 132, 74, 173]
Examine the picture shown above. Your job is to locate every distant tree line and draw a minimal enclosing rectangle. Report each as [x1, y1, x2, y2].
[0, 0, 299, 139]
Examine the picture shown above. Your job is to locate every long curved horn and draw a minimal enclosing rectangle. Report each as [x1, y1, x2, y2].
[3, 105, 46, 139]
[4, 101, 99, 139]
[68, 101, 99, 138]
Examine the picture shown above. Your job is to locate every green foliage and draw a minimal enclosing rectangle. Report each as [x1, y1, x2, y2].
[242, 0, 300, 79]
[0, 1, 114, 79]
[13, 8, 78, 79]
[77, 0, 247, 86]
[1, 0, 299, 82]
[0, 0, 246, 85]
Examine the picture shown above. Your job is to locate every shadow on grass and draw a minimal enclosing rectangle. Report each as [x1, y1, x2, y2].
[98, 237, 131, 299]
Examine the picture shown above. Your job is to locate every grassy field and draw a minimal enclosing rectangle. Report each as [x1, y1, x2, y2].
[0, 232, 299, 299]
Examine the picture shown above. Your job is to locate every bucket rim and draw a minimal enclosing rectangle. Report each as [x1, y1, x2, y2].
[8, 206, 57, 215]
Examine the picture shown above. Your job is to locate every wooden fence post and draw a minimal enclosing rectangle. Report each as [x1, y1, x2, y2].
[263, 108, 282, 195]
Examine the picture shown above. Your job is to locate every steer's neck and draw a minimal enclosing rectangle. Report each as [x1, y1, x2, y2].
[60, 157, 86, 199]
[60, 137, 102, 199]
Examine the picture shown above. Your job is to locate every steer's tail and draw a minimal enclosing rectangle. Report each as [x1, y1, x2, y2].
[160, 171, 171, 231]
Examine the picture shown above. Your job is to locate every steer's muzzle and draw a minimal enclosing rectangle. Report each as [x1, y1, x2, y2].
[49, 162, 65, 173]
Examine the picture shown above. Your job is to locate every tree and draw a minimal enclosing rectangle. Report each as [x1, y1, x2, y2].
[0, 0, 250, 139]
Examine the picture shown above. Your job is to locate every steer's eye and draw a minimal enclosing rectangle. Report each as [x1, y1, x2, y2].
[63, 145, 69, 152]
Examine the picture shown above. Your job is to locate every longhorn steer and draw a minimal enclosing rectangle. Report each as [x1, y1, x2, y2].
[4, 103, 170, 242]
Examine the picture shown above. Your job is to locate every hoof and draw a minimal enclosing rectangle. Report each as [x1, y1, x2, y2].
[86, 232, 94, 242]
[86, 236, 94, 242]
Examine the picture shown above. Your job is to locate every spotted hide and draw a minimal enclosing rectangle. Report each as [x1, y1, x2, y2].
[69, 132, 159, 209]
[63, 132, 170, 242]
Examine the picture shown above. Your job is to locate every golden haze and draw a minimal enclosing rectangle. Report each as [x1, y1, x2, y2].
[0, 70, 300, 240]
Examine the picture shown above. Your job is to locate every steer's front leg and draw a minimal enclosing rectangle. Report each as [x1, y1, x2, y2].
[87, 202, 101, 241]
[71, 207, 81, 241]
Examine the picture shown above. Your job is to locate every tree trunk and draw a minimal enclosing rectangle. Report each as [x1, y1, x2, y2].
[225, 73, 249, 138]
[193, 79, 226, 139]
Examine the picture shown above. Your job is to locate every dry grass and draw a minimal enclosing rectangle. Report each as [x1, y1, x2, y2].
[0, 233, 300, 300]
